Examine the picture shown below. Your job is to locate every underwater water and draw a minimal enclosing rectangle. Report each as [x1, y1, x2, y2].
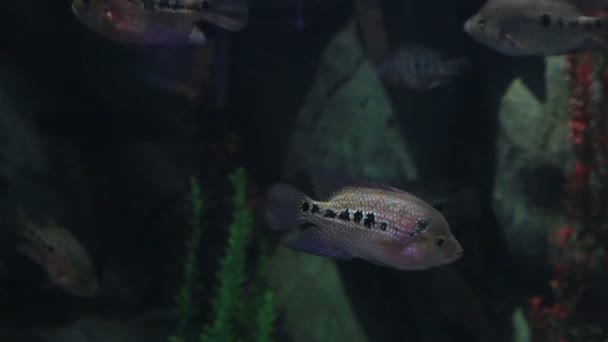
[0, 0, 607, 341]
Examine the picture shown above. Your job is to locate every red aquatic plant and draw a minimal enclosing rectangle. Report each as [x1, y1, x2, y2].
[527, 52, 608, 341]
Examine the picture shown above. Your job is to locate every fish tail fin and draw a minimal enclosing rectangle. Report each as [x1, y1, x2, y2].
[202, 0, 249, 32]
[265, 183, 310, 231]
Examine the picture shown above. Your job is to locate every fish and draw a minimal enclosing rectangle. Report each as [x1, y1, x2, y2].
[265, 171, 463, 270]
[71, 0, 248, 45]
[377, 45, 469, 91]
[14, 210, 98, 297]
[464, 0, 608, 55]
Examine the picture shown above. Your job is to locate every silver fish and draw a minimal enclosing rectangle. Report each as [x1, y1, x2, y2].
[15, 210, 98, 297]
[72, 0, 248, 45]
[377, 45, 469, 91]
[265, 171, 463, 270]
[464, 0, 608, 55]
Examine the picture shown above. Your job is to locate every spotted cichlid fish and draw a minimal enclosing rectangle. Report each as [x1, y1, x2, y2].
[266, 171, 463, 270]
[464, 0, 608, 55]
[377, 45, 469, 91]
[71, 0, 248, 45]
[15, 210, 98, 297]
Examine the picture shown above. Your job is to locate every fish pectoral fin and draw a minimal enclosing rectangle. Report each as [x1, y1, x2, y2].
[501, 32, 519, 48]
[281, 226, 354, 260]
[361, 257, 395, 269]
[188, 26, 207, 45]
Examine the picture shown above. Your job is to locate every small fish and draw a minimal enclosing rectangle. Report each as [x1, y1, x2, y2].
[265, 171, 463, 270]
[377, 45, 469, 91]
[14, 210, 98, 297]
[71, 0, 248, 45]
[464, 0, 608, 55]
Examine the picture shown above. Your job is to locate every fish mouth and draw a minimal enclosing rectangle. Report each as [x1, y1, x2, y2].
[450, 249, 464, 260]
[463, 20, 472, 34]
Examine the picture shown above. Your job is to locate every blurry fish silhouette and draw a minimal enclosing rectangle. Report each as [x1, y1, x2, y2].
[72, 0, 248, 45]
[136, 45, 211, 100]
[14, 209, 98, 297]
[377, 45, 469, 91]
[266, 170, 464, 270]
[464, 0, 608, 55]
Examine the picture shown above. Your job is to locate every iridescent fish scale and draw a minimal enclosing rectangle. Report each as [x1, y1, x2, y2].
[123, 0, 209, 14]
[123, 0, 210, 14]
[305, 188, 424, 242]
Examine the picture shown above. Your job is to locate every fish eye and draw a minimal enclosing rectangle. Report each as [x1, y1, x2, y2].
[478, 19, 486, 27]
[103, 8, 112, 20]
[435, 237, 446, 247]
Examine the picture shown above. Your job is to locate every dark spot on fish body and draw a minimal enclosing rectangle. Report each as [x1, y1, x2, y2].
[363, 213, 376, 228]
[47, 245, 55, 253]
[353, 210, 363, 223]
[201, 0, 211, 11]
[324, 209, 337, 218]
[339, 210, 350, 221]
[540, 13, 551, 27]
[408, 219, 430, 238]
[380, 222, 388, 231]
[557, 18, 565, 27]
[596, 19, 602, 27]
[311, 204, 320, 214]
[301, 202, 310, 213]
[415, 219, 429, 233]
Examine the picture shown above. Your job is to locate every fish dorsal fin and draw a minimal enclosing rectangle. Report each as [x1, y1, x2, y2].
[281, 226, 354, 260]
[310, 169, 402, 200]
[567, 0, 608, 14]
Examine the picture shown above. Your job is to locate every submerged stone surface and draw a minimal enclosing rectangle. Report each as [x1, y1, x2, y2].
[493, 56, 572, 275]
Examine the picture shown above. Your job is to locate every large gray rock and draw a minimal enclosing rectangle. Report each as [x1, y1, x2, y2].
[281, 20, 418, 182]
[493, 56, 573, 274]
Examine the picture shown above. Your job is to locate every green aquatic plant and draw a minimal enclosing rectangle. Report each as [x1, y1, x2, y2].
[254, 289, 276, 342]
[170, 168, 276, 342]
[200, 167, 253, 342]
[240, 238, 276, 342]
[169, 177, 204, 342]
